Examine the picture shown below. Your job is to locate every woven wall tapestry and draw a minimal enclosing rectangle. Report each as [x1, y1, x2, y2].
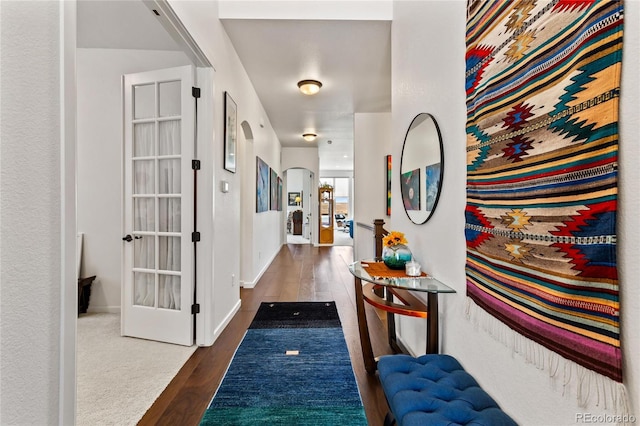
[465, 0, 623, 382]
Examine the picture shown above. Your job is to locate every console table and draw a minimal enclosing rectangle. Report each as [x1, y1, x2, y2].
[348, 260, 455, 373]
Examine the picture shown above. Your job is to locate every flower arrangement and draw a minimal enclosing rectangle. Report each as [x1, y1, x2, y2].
[381, 231, 412, 269]
[383, 231, 408, 248]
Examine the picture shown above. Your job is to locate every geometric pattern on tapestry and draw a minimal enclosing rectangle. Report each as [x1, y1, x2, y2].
[465, 0, 623, 382]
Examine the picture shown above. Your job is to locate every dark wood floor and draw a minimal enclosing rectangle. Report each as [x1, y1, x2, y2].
[138, 244, 393, 426]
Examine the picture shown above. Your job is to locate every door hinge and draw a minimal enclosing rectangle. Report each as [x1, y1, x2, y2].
[191, 303, 200, 315]
[192, 159, 201, 170]
[192, 87, 201, 98]
[192, 231, 201, 242]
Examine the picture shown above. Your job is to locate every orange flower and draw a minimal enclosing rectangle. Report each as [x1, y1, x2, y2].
[383, 231, 408, 247]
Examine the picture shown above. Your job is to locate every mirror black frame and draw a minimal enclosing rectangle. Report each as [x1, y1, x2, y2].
[399, 113, 444, 224]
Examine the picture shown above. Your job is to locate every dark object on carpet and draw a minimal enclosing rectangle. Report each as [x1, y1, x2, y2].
[78, 275, 96, 315]
[249, 301, 342, 329]
[378, 354, 517, 426]
[200, 301, 367, 425]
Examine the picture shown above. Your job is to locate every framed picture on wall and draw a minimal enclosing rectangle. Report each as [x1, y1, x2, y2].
[288, 192, 300, 206]
[425, 162, 441, 211]
[401, 168, 420, 211]
[256, 157, 269, 212]
[277, 176, 283, 211]
[386, 155, 392, 216]
[270, 168, 278, 210]
[224, 91, 237, 173]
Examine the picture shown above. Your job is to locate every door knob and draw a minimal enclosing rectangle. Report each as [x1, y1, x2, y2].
[122, 234, 142, 242]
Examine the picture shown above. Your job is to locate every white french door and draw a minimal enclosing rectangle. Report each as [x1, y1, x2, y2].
[122, 65, 195, 346]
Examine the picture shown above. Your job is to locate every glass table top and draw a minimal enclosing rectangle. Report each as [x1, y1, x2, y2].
[349, 260, 456, 294]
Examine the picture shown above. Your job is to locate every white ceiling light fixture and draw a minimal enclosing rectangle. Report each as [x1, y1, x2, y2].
[302, 133, 317, 142]
[297, 79, 322, 95]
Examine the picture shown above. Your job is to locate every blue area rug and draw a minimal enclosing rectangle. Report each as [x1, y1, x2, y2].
[200, 302, 368, 425]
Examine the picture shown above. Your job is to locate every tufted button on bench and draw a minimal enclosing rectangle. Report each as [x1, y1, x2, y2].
[377, 354, 518, 426]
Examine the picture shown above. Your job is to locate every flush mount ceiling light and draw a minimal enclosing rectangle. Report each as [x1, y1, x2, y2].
[297, 79, 322, 95]
[302, 133, 317, 142]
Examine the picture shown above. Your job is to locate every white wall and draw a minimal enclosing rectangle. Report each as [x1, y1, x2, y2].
[0, 1, 66, 423]
[286, 168, 304, 216]
[282, 147, 319, 177]
[390, 1, 639, 425]
[167, 0, 283, 328]
[76, 48, 191, 312]
[353, 112, 391, 260]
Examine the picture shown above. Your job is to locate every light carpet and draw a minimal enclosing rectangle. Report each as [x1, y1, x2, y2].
[200, 302, 367, 425]
[77, 313, 196, 425]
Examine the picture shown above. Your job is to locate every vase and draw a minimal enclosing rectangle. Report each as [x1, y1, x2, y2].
[382, 244, 412, 270]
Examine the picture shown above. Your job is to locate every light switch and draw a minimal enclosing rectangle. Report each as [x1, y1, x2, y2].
[221, 180, 229, 193]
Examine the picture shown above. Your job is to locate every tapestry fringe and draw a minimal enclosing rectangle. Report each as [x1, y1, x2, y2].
[465, 298, 632, 425]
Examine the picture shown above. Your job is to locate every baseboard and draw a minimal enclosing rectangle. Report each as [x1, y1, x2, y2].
[241, 280, 257, 289]
[208, 299, 242, 345]
[241, 247, 281, 288]
[396, 333, 418, 357]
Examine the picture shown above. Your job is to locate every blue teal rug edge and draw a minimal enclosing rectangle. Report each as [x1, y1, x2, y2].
[200, 301, 368, 425]
[200, 406, 367, 425]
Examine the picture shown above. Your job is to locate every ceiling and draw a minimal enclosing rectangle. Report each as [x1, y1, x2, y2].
[77, 1, 182, 51]
[77, 1, 392, 171]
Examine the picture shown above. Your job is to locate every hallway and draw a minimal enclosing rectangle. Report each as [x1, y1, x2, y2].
[286, 227, 353, 246]
[139, 244, 392, 425]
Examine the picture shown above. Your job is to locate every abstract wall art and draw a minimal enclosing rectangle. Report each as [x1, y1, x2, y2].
[386, 155, 392, 216]
[401, 168, 420, 211]
[224, 92, 237, 173]
[465, 0, 624, 385]
[270, 168, 278, 211]
[256, 156, 269, 213]
[425, 162, 441, 212]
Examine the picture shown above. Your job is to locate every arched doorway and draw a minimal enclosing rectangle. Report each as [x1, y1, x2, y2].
[284, 168, 314, 244]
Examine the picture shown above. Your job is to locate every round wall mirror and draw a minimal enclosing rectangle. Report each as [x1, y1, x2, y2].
[400, 113, 444, 224]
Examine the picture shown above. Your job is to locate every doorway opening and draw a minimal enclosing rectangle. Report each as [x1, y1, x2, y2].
[285, 168, 313, 245]
[72, 1, 212, 423]
[319, 176, 353, 247]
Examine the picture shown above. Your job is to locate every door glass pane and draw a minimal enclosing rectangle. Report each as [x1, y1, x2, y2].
[334, 177, 350, 222]
[134, 84, 155, 119]
[133, 272, 155, 307]
[159, 198, 181, 232]
[321, 199, 331, 227]
[159, 275, 181, 310]
[159, 120, 181, 155]
[134, 236, 154, 269]
[134, 198, 155, 232]
[158, 159, 180, 194]
[134, 123, 155, 157]
[159, 80, 181, 117]
[159, 236, 181, 271]
[134, 160, 155, 194]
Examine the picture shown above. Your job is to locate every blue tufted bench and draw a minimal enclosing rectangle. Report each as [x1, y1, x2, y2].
[377, 354, 518, 426]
